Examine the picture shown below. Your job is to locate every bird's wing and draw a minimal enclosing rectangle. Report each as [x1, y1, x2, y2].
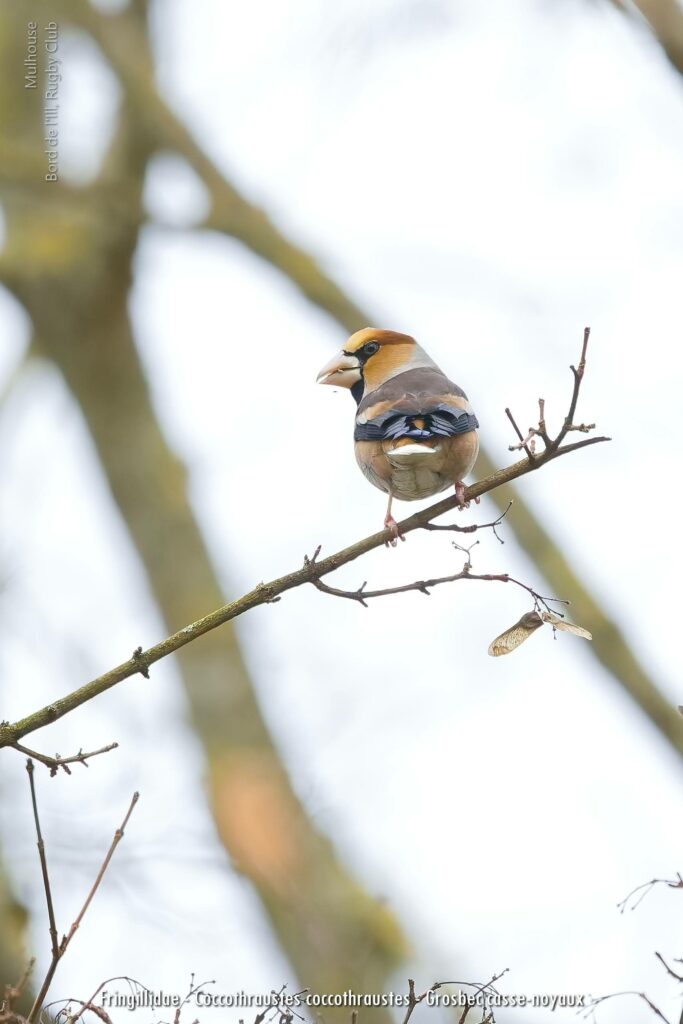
[355, 367, 479, 442]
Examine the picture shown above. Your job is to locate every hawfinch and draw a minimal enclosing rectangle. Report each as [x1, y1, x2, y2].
[317, 328, 479, 541]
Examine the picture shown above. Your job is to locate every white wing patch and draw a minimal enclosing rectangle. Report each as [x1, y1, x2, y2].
[385, 444, 440, 457]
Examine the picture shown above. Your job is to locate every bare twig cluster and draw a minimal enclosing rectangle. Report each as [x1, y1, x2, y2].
[1, 960, 35, 1024]
[506, 328, 593, 457]
[585, 873, 683, 1022]
[305, 541, 565, 614]
[617, 873, 683, 913]
[586, 989, 674, 1024]
[401, 973, 509, 1024]
[45, 975, 154, 1024]
[23, 761, 138, 1022]
[4, 973, 515, 1024]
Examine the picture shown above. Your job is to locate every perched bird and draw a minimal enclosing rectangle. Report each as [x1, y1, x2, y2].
[317, 328, 479, 541]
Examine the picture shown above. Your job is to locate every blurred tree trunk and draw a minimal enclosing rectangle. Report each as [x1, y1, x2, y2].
[609, 0, 683, 73]
[0, 857, 31, 1012]
[0, 10, 35, 1003]
[0, 5, 404, 1011]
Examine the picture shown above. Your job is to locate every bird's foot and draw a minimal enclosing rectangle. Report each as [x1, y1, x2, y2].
[454, 480, 470, 509]
[384, 513, 405, 547]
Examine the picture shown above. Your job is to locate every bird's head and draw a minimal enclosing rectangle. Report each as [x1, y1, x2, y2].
[316, 328, 427, 400]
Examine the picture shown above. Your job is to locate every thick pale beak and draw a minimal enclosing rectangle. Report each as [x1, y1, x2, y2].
[316, 350, 362, 388]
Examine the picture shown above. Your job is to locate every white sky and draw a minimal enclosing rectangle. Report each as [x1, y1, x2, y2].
[1, 1, 683, 1022]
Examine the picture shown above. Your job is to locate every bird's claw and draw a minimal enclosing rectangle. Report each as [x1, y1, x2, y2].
[384, 514, 405, 547]
[454, 481, 470, 509]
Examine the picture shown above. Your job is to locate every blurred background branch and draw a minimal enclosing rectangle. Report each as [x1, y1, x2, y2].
[609, 0, 683, 76]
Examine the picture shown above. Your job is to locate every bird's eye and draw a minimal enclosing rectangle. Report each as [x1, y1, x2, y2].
[363, 341, 380, 356]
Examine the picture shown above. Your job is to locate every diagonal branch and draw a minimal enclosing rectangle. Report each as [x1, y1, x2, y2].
[0, 429, 607, 750]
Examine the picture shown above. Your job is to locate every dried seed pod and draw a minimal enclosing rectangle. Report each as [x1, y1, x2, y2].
[488, 609, 593, 656]
[488, 611, 544, 656]
[541, 611, 592, 640]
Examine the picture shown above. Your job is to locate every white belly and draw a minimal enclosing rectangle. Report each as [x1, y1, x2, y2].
[385, 444, 450, 500]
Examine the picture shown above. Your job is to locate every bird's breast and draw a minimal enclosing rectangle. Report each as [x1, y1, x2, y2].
[355, 432, 479, 501]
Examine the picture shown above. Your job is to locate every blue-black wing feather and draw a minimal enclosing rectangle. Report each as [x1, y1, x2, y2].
[355, 405, 479, 442]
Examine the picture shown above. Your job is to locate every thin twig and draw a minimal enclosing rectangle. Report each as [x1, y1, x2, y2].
[504, 407, 535, 459]
[555, 326, 590, 450]
[49, 997, 114, 1024]
[11, 741, 118, 776]
[565, 422, 596, 434]
[507, 327, 592, 459]
[586, 990, 671, 1024]
[508, 428, 537, 455]
[64, 792, 139, 946]
[171, 974, 216, 1024]
[59, 975, 154, 1024]
[26, 761, 58, 957]
[25, 760, 60, 1023]
[401, 979, 436, 1024]
[422, 503, 512, 538]
[429, 970, 509, 1024]
[27, 790, 140, 1022]
[1, 957, 35, 1018]
[537, 398, 551, 447]
[310, 567, 565, 615]
[461, 970, 508, 1024]
[617, 873, 683, 913]
[655, 951, 683, 984]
